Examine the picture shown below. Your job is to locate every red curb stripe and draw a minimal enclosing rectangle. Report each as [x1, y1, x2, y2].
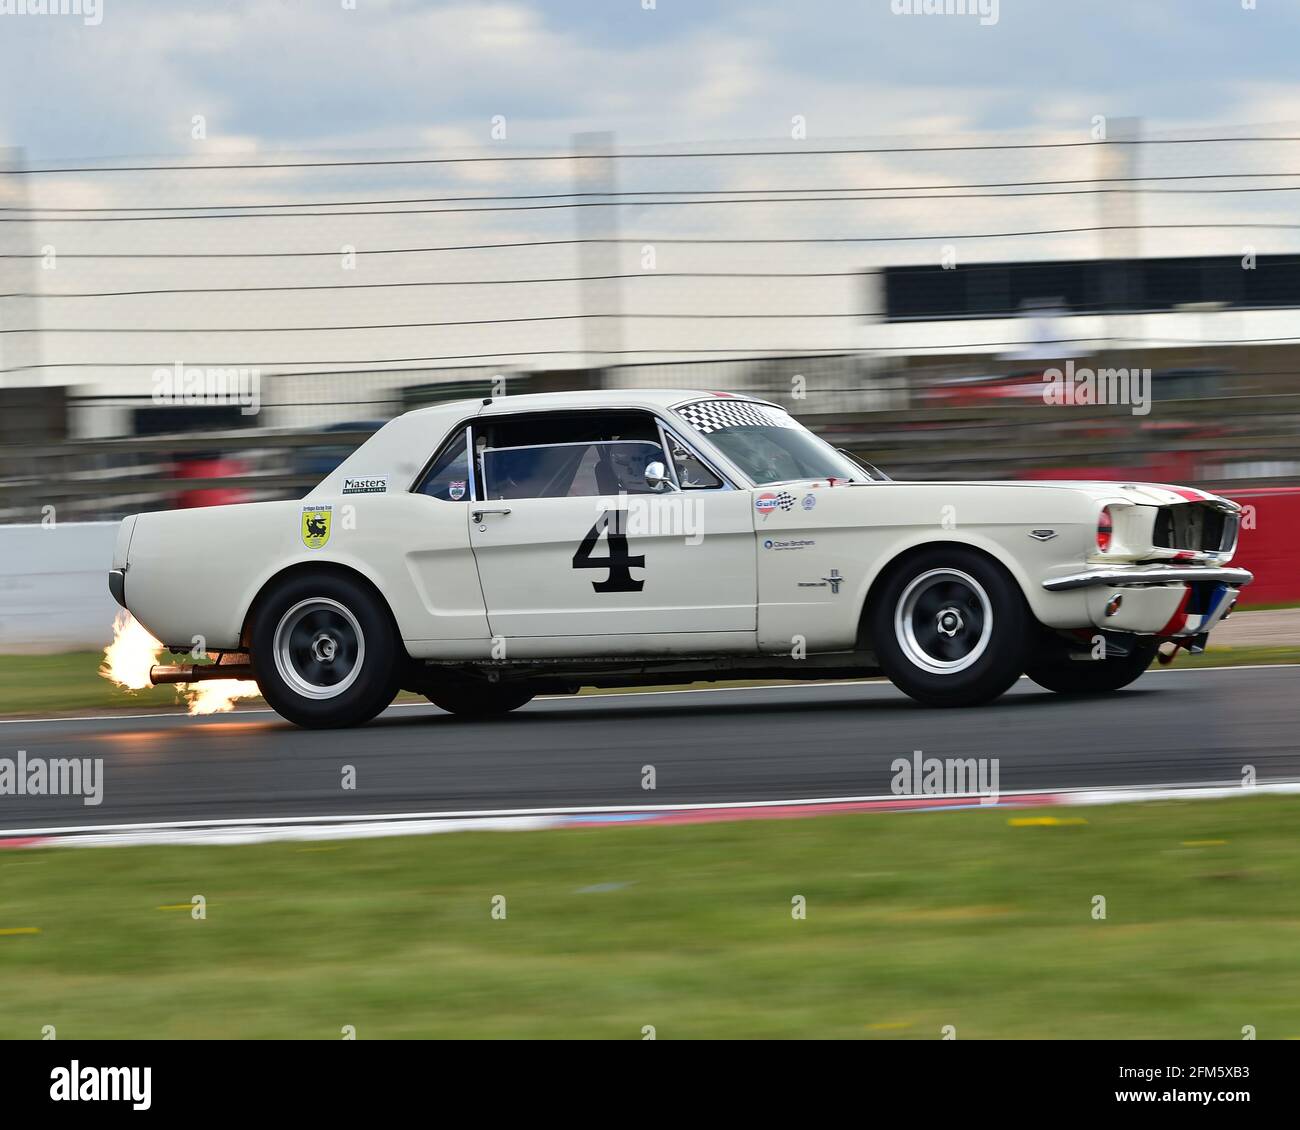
[564, 793, 1065, 828]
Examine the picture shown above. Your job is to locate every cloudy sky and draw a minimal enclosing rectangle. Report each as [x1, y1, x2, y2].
[3, 1, 1300, 411]
[3, 1, 1300, 157]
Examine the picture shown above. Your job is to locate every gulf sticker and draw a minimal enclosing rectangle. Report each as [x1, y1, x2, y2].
[755, 492, 780, 516]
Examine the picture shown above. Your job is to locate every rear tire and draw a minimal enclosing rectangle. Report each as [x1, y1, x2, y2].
[1025, 639, 1158, 695]
[250, 571, 400, 729]
[870, 547, 1032, 707]
[425, 682, 535, 717]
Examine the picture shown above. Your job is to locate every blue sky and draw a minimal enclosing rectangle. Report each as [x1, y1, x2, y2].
[1, 1, 1299, 159]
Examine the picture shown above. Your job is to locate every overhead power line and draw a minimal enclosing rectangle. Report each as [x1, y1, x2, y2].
[10, 333, 1300, 377]
[7, 170, 1300, 213]
[11, 182, 1300, 222]
[9, 134, 1300, 175]
[6, 222, 1300, 261]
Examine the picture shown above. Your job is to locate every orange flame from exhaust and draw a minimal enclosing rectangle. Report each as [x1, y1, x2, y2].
[182, 680, 262, 716]
[100, 611, 163, 691]
[100, 612, 262, 716]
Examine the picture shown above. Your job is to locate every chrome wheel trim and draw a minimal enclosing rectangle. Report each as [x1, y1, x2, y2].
[894, 567, 993, 676]
[272, 597, 365, 700]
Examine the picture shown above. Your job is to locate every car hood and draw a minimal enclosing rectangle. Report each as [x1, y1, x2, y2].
[776, 478, 1238, 512]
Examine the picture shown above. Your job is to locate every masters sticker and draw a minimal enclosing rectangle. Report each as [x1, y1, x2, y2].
[302, 505, 332, 550]
[341, 476, 387, 495]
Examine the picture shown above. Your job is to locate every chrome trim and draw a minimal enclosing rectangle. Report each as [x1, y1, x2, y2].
[1043, 565, 1254, 592]
[464, 424, 477, 503]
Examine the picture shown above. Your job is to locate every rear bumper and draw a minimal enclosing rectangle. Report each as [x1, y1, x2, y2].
[108, 569, 127, 610]
[1042, 565, 1253, 592]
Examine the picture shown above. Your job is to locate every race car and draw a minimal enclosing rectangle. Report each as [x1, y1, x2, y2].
[107, 389, 1252, 728]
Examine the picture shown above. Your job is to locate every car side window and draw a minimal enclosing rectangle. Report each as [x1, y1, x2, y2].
[481, 440, 670, 500]
[415, 427, 471, 501]
[474, 411, 673, 501]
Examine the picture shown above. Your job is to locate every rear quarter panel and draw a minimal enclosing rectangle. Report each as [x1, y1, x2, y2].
[125, 494, 488, 650]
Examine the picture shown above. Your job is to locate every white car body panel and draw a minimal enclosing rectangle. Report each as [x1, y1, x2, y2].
[115, 389, 1250, 665]
[469, 492, 757, 639]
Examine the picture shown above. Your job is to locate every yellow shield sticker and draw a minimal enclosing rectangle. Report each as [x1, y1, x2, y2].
[301, 505, 332, 550]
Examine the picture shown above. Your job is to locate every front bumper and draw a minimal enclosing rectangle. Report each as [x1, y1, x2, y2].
[1043, 565, 1251, 638]
[1042, 565, 1254, 592]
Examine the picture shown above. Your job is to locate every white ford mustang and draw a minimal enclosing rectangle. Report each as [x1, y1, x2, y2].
[108, 389, 1252, 728]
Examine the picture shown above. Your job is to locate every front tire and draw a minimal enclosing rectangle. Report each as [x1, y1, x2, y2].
[870, 547, 1032, 707]
[1025, 639, 1158, 695]
[250, 571, 400, 729]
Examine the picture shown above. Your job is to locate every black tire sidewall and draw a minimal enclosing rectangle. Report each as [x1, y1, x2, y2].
[870, 547, 1032, 707]
[425, 683, 535, 717]
[251, 572, 400, 728]
[1025, 639, 1158, 695]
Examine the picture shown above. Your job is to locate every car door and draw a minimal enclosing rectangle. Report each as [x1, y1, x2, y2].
[466, 408, 757, 644]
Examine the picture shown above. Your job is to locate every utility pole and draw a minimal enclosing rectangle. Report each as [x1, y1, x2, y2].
[0, 148, 42, 390]
[1096, 117, 1142, 355]
[572, 131, 622, 384]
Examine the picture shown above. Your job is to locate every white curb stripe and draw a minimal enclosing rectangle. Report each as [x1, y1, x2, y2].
[4, 780, 1297, 849]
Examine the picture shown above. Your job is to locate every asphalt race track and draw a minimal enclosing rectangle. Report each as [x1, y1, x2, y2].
[1, 666, 1297, 832]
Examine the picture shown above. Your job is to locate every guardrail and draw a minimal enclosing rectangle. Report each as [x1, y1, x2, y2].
[3, 395, 1300, 522]
[0, 428, 377, 522]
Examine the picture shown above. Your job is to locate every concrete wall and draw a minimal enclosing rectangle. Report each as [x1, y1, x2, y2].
[0, 522, 119, 654]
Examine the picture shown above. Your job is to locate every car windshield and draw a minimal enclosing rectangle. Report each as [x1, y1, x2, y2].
[673, 399, 864, 486]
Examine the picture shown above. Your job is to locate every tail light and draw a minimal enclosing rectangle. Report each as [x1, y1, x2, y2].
[1096, 506, 1114, 552]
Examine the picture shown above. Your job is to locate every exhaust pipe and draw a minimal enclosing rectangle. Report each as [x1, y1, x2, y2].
[150, 663, 254, 686]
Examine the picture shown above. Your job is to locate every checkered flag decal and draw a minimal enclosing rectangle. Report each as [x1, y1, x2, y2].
[675, 398, 798, 435]
[775, 491, 796, 511]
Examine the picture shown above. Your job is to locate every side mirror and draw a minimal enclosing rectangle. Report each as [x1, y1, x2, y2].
[644, 460, 675, 492]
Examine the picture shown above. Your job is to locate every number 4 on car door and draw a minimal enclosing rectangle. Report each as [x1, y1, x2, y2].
[572, 509, 645, 593]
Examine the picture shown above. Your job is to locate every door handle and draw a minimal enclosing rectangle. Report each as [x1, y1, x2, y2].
[471, 506, 512, 521]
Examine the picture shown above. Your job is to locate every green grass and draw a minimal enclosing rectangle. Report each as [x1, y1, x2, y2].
[2, 643, 1296, 719]
[1175, 646, 1300, 668]
[0, 651, 184, 714]
[1, 797, 1298, 1038]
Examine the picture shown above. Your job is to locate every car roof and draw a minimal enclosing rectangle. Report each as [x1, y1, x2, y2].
[403, 388, 762, 418]
[309, 389, 773, 499]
